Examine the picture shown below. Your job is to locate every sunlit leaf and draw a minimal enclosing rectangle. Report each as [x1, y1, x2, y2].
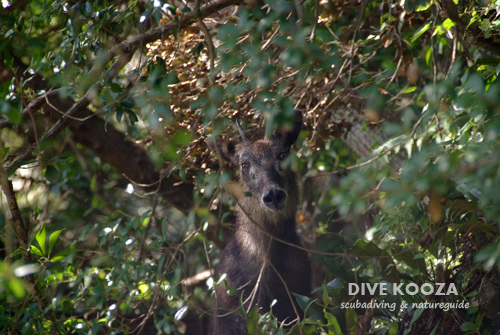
[48, 230, 62, 258]
[30, 245, 44, 258]
[411, 22, 431, 42]
[35, 226, 47, 257]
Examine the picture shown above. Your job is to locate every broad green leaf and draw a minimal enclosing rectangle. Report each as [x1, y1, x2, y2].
[44, 165, 59, 182]
[30, 245, 44, 258]
[125, 109, 138, 125]
[293, 293, 319, 319]
[460, 322, 477, 331]
[48, 230, 62, 258]
[432, 18, 455, 37]
[442, 18, 456, 31]
[246, 306, 259, 335]
[50, 248, 79, 262]
[479, 19, 490, 32]
[324, 311, 341, 334]
[36, 226, 47, 257]
[416, 1, 432, 11]
[345, 308, 357, 334]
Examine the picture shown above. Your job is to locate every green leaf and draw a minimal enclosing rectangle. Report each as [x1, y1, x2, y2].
[345, 308, 357, 334]
[425, 47, 432, 65]
[48, 230, 62, 258]
[109, 22, 124, 35]
[293, 293, 314, 312]
[44, 165, 60, 182]
[247, 306, 259, 335]
[432, 18, 455, 37]
[324, 311, 341, 334]
[323, 282, 329, 307]
[416, 1, 432, 11]
[301, 324, 318, 335]
[1, 147, 10, 160]
[442, 18, 456, 31]
[35, 226, 47, 257]
[116, 107, 124, 122]
[125, 109, 139, 125]
[402, 86, 417, 94]
[479, 19, 490, 32]
[404, 0, 428, 11]
[30, 245, 44, 258]
[293, 293, 322, 320]
[50, 248, 79, 262]
[460, 322, 477, 331]
[411, 22, 431, 42]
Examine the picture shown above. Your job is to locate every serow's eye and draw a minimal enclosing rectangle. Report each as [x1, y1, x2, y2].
[241, 162, 250, 171]
[278, 152, 288, 161]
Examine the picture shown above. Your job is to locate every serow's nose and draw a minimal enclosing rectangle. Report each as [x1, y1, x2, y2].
[262, 189, 286, 210]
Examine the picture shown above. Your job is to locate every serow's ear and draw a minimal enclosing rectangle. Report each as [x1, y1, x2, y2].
[273, 111, 303, 148]
[206, 137, 238, 165]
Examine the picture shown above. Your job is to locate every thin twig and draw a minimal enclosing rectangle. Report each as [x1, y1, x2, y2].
[306, 145, 394, 178]
[195, 0, 216, 85]
[5, 92, 91, 171]
[0, 89, 63, 130]
[348, 0, 369, 81]
[44, 95, 96, 122]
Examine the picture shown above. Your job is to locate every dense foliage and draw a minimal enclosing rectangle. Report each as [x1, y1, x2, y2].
[1, 0, 500, 334]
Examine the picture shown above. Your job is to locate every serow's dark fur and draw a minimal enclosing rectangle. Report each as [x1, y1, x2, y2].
[209, 112, 312, 335]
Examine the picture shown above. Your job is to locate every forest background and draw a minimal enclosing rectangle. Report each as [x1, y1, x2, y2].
[1, 0, 500, 334]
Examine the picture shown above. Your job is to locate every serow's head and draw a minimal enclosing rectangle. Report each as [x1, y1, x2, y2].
[213, 112, 302, 213]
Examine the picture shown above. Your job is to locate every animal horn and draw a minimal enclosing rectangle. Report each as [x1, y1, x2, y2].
[236, 119, 250, 142]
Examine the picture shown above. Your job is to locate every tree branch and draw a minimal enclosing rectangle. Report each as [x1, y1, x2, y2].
[436, 0, 500, 56]
[4, 92, 92, 172]
[0, 161, 46, 311]
[1, 0, 244, 212]
[91, 0, 243, 83]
